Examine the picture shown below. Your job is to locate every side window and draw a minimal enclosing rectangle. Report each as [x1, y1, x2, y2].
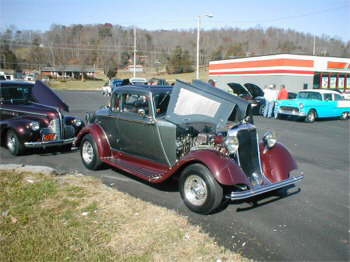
[310, 92, 322, 100]
[334, 94, 343, 101]
[323, 93, 333, 101]
[121, 93, 150, 116]
[111, 94, 121, 112]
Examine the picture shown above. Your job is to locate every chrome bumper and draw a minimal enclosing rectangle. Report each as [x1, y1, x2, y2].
[226, 175, 304, 201]
[24, 138, 75, 148]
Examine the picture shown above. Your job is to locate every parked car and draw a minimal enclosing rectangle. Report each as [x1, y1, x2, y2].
[129, 77, 147, 85]
[0, 80, 84, 155]
[227, 83, 265, 115]
[75, 80, 303, 214]
[276, 90, 350, 122]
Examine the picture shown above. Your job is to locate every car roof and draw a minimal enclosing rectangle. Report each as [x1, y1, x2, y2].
[0, 80, 34, 86]
[113, 85, 173, 95]
[299, 89, 342, 95]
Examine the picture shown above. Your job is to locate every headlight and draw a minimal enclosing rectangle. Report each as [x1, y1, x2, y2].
[224, 135, 239, 154]
[29, 121, 40, 131]
[250, 172, 263, 186]
[299, 103, 304, 109]
[263, 131, 277, 149]
[72, 119, 82, 127]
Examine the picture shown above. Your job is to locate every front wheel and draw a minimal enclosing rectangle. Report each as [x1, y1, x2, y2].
[80, 134, 103, 170]
[179, 163, 223, 214]
[6, 130, 24, 156]
[305, 110, 316, 123]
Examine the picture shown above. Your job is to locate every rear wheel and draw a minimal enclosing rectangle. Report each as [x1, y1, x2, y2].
[6, 130, 24, 156]
[80, 134, 103, 170]
[340, 112, 349, 120]
[179, 163, 223, 214]
[305, 110, 316, 123]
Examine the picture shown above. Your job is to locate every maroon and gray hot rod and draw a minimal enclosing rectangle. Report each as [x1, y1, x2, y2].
[0, 80, 84, 155]
[75, 80, 303, 214]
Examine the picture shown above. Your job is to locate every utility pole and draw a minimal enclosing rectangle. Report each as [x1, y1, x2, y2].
[313, 35, 316, 56]
[133, 26, 136, 78]
[196, 14, 213, 80]
[196, 16, 201, 80]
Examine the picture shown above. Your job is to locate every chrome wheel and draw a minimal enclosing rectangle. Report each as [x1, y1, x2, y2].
[82, 140, 94, 164]
[184, 175, 208, 206]
[306, 110, 316, 123]
[7, 134, 16, 153]
[341, 112, 348, 120]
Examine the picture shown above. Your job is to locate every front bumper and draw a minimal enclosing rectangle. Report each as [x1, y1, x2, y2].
[24, 138, 75, 148]
[226, 175, 304, 201]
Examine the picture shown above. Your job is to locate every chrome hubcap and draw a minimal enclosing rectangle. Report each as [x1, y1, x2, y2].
[341, 112, 348, 119]
[7, 135, 16, 152]
[184, 175, 208, 206]
[82, 141, 94, 164]
[308, 112, 315, 121]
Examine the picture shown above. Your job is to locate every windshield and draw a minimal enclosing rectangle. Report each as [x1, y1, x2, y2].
[297, 91, 322, 100]
[0, 84, 34, 103]
[153, 92, 170, 117]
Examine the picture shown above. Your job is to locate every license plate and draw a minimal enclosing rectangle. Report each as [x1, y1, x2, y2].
[43, 133, 56, 141]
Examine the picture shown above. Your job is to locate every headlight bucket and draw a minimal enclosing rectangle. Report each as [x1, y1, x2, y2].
[263, 131, 277, 149]
[224, 135, 239, 154]
[72, 119, 82, 127]
[29, 121, 40, 131]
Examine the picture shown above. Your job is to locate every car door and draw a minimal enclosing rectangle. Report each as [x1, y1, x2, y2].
[322, 93, 336, 117]
[115, 91, 168, 164]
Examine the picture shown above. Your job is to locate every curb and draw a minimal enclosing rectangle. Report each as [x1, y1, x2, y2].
[0, 164, 60, 176]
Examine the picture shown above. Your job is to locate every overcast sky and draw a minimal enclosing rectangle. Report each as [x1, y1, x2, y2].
[1, 0, 349, 41]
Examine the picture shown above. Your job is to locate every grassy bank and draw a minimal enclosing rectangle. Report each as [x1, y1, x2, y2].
[48, 70, 209, 90]
[0, 169, 246, 262]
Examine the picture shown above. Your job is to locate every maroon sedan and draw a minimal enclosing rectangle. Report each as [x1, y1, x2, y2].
[0, 80, 84, 155]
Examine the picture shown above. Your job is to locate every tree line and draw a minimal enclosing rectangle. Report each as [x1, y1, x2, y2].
[0, 23, 349, 75]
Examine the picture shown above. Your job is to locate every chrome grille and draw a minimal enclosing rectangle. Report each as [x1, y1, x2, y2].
[236, 128, 261, 178]
[49, 118, 61, 140]
[280, 106, 299, 112]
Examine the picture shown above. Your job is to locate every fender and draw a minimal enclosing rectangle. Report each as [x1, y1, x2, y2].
[75, 123, 111, 158]
[175, 150, 249, 186]
[1, 119, 41, 144]
[259, 142, 297, 183]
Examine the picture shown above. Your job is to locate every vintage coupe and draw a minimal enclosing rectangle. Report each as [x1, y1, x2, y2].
[227, 83, 266, 115]
[276, 90, 350, 122]
[76, 80, 303, 214]
[0, 80, 84, 155]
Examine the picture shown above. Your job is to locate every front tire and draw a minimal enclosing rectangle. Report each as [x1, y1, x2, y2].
[179, 163, 223, 214]
[305, 110, 316, 123]
[6, 130, 24, 156]
[80, 134, 103, 170]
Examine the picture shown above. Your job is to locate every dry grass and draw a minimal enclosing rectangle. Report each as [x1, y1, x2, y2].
[48, 70, 209, 90]
[0, 170, 248, 262]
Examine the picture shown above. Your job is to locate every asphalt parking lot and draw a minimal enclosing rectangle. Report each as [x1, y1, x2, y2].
[1, 90, 349, 261]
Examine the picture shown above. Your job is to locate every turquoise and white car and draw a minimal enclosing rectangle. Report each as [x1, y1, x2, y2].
[276, 90, 350, 122]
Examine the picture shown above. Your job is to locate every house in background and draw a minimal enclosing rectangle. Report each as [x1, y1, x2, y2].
[41, 65, 96, 80]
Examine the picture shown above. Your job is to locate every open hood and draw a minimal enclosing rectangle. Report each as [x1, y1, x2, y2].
[227, 83, 251, 97]
[243, 83, 264, 98]
[165, 80, 251, 129]
[32, 80, 69, 112]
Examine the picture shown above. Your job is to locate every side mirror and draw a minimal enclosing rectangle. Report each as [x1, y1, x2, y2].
[138, 108, 146, 117]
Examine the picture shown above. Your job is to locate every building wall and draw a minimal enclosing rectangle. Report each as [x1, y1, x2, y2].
[211, 74, 314, 93]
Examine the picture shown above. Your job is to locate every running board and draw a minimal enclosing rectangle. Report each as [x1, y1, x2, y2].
[103, 157, 167, 182]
